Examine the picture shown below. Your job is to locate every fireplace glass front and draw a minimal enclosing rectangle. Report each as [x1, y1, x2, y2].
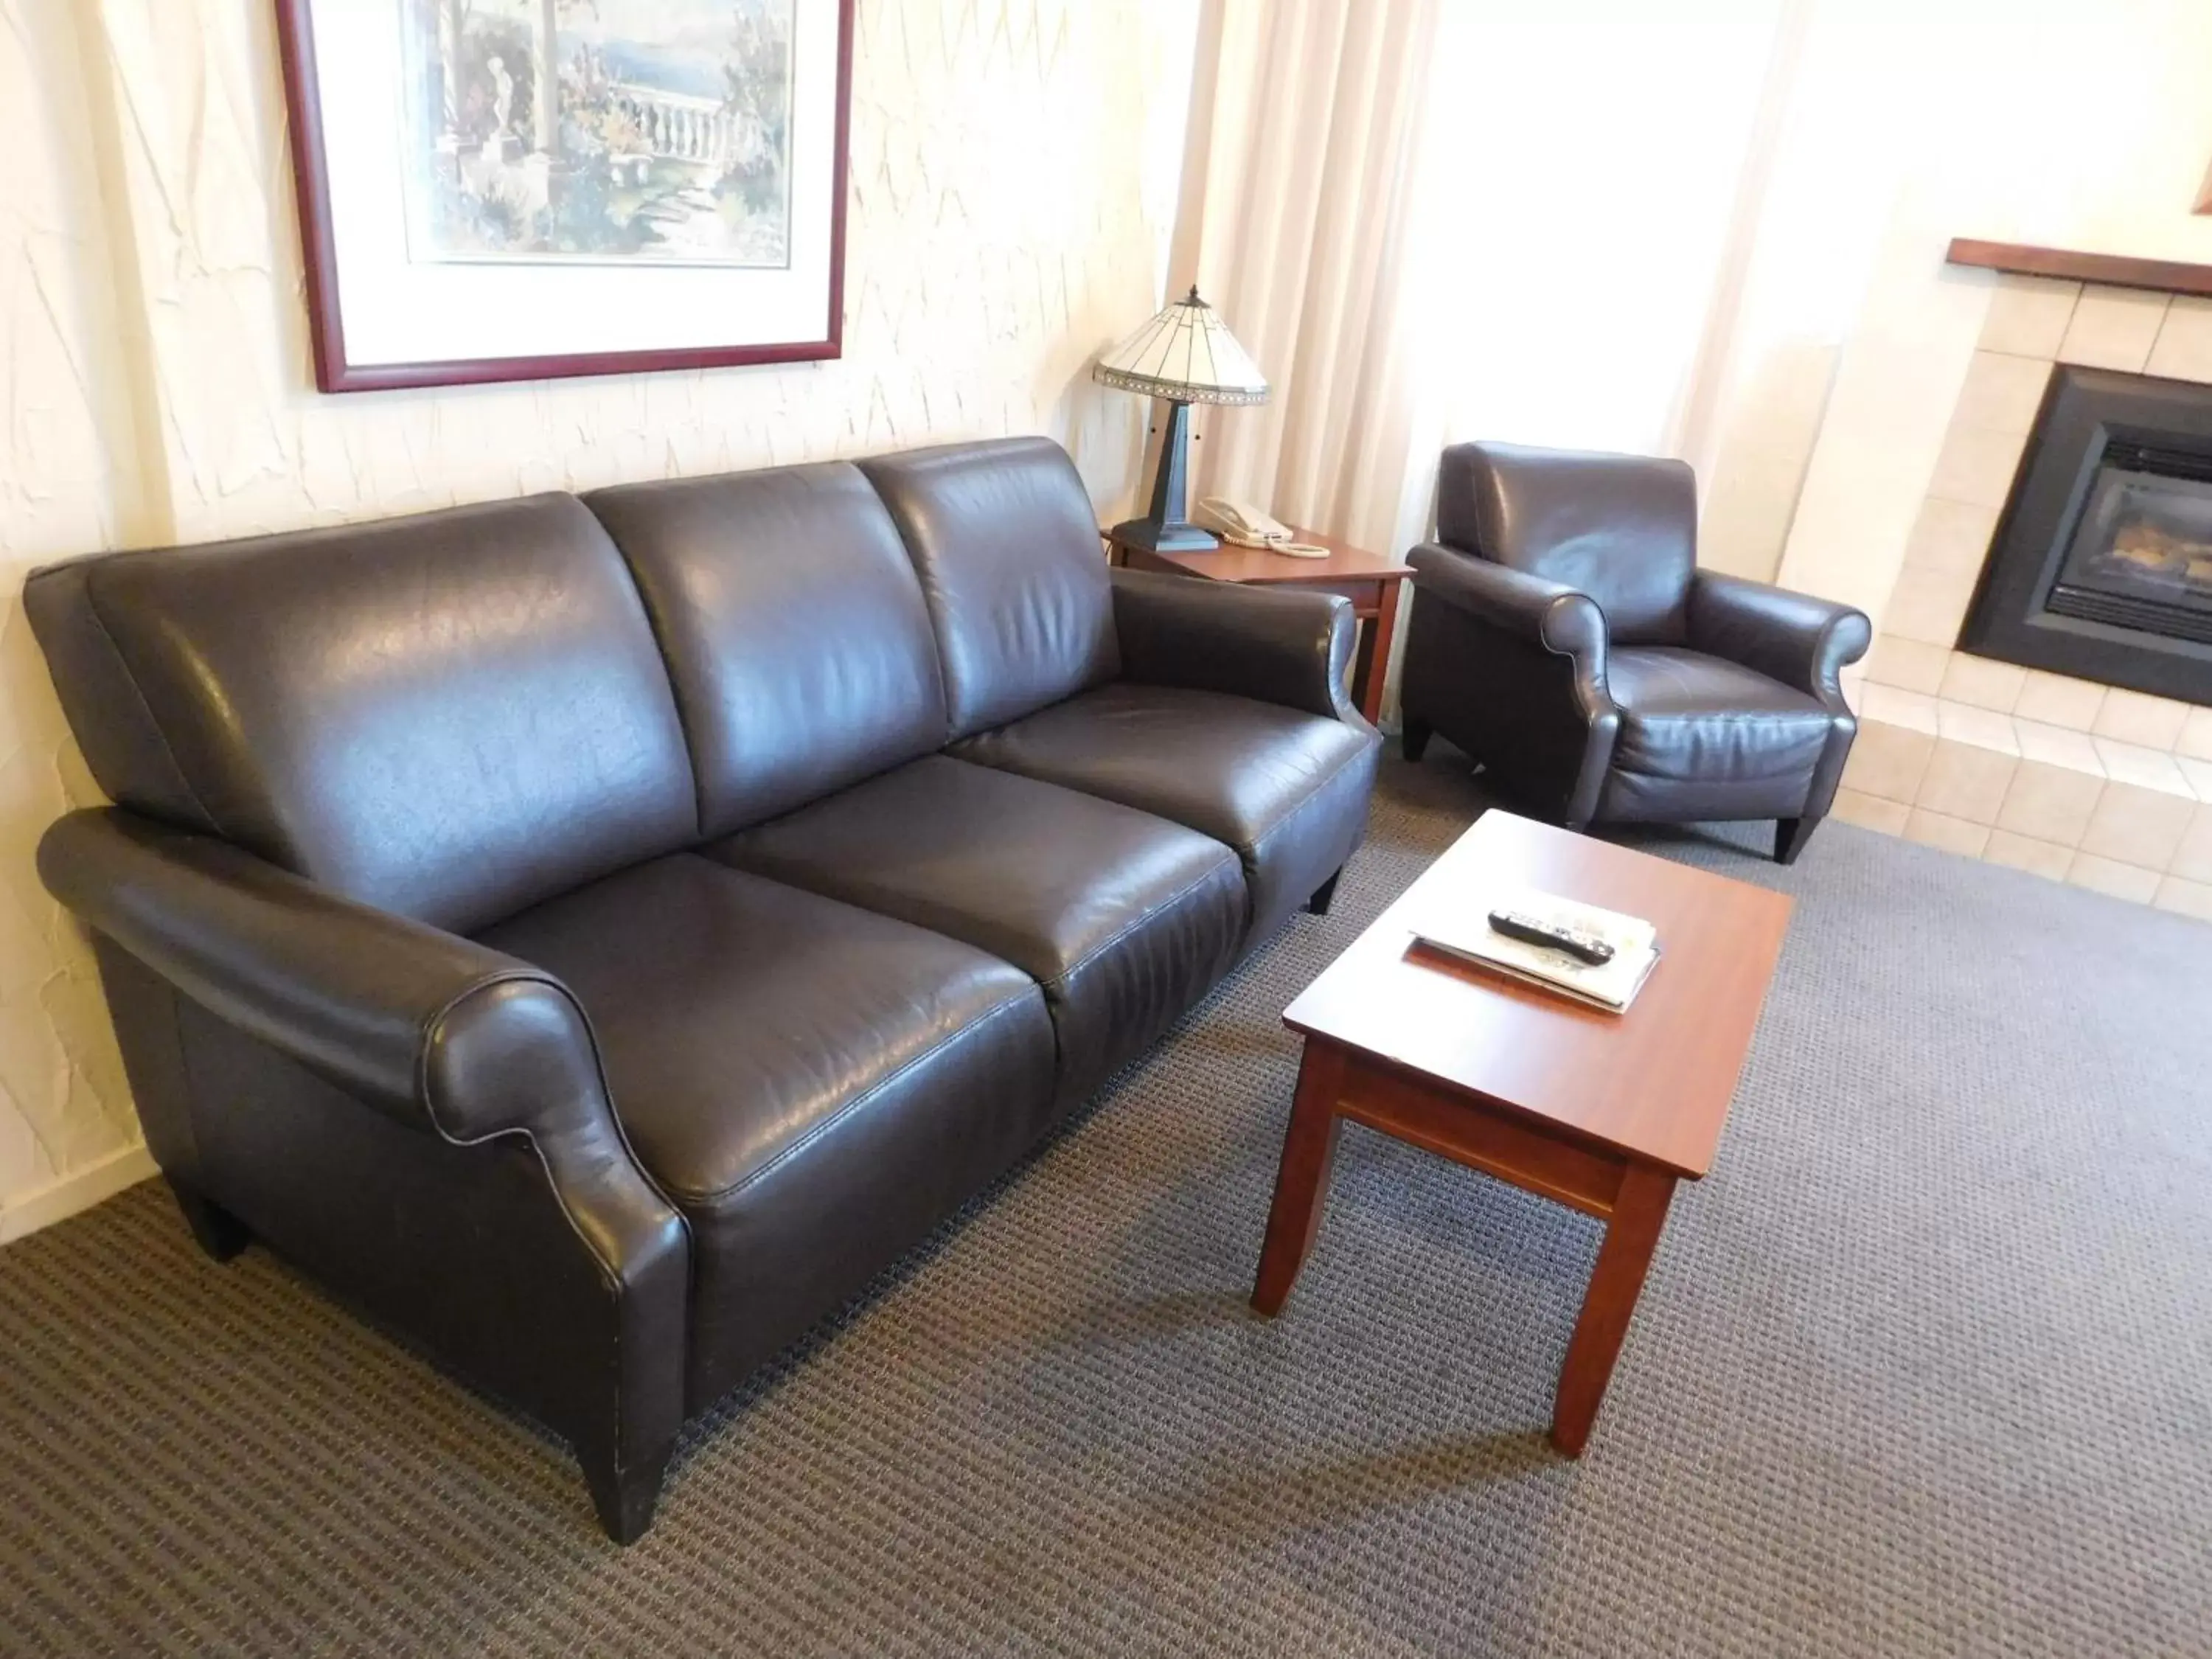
[1958, 365, 2212, 703]
[2050, 448, 2212, 647]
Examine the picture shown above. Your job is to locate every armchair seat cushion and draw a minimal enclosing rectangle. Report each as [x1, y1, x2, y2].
[477, 852, 1057, 1407]
[1605, 647, 1832, 796]
[950, 683, 1379, 944]
[705, 755, 1246, 1102]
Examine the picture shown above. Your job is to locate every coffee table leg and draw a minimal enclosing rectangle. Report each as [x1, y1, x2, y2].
[1551, 1163, 1678, 1455]
[1251, 1041, 1347, 1315]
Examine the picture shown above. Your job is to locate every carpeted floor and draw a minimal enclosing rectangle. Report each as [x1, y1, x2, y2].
[4, 754, 2210, 1657]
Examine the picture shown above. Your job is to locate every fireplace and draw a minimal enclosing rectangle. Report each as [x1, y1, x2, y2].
[2047, 451, 2212, 641]
[1961, 365, 2212, 703]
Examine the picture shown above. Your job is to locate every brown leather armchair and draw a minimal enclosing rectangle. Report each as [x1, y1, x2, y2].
[1399, 441, 1871, 863]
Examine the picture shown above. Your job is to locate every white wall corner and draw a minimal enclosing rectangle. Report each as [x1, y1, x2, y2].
[0, 1141, 156, 1245]
[1773, 237, 1994, 625]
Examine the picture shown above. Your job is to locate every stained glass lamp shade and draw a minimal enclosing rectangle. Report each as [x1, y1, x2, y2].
[1093, 287, 1270, 552]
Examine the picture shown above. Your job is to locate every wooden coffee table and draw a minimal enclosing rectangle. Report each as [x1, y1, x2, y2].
[1251, 810, 1791, 1454]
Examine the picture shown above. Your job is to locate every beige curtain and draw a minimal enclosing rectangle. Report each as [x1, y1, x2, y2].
[1171, 0, 1441, 549]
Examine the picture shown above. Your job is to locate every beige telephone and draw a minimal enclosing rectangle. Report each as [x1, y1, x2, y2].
[1194, 498, 1330, 558]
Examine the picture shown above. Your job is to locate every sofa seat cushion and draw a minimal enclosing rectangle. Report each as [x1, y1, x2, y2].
[476, 852, 1057, 1408]
[706, 755, 1246, 1103]
[1607, 647, 1832, 783]
[950, 683, 1380, 944]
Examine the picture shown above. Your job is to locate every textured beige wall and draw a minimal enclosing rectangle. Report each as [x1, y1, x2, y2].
[0, 0, 145, 1239]
[0, 0, 1191, 1235]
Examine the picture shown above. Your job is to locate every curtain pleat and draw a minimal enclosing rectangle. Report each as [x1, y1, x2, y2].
[1177, 0, 1441, 551]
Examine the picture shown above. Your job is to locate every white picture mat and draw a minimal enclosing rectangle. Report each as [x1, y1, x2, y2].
[307, 0, 840, 366]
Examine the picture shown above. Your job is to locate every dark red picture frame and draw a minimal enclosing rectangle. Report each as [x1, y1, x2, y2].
[272, 0, 855, 394]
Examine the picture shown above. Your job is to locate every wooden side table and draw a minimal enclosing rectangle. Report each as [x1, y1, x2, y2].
[1104, 527, 1412, 726]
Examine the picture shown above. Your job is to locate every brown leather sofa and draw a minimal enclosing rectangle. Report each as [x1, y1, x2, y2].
[1399, 441, 1871, 863]
[26, 437, 1380, 1543]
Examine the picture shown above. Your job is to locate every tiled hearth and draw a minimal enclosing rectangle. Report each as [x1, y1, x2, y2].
[1833, 273, 2212, 919]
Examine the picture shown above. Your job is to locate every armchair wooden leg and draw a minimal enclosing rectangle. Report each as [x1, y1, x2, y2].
[1400, 716, 1432, 762]
[1775, 815, 1821, 866]
[168, 1177, 252, 1262]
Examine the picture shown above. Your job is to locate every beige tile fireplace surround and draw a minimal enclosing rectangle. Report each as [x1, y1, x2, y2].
[1834, 274, 2212, 920]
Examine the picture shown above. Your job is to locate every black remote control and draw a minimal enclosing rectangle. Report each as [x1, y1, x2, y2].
[1486, 908, 1615, 966]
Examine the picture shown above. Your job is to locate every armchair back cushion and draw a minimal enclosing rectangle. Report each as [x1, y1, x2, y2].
[588, 462, 950, 836]
[1436, 440, 1697, 644]
[24, 495, 697, 933]
[861, 437, 1119, 738]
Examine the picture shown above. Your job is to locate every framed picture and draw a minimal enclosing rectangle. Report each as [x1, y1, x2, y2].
[274, 0, 855, 392]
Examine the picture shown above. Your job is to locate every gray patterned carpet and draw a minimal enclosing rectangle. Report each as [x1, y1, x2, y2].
[4, 754, 2209, 1657]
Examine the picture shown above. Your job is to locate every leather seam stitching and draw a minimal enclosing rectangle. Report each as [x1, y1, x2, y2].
[1536, 593, 1604, 658]
[155, 945, 672, 1481]
[1241, 741, 1377, 862]
[1044, 856, 1241, 990]
[417, 968, 588, 1135]
[674, 990, 1038, 1205]
[418, 973, 684, 1225]
[420, 970, 692, 1473]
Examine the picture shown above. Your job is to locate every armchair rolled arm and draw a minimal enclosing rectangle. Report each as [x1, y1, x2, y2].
[1400, 543, 1618, 827]
[1406, 543, 1610, 667]
[1109, 567, 1368, 727]
[39, 809, 639, 1158]
[1688, 571, 1871, 707]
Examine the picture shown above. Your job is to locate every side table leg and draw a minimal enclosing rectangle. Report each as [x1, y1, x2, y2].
[1354, 580, 1404, 726]
[1551, 1163, 1677, 1455]
[1251, 1042, 1347, 1315]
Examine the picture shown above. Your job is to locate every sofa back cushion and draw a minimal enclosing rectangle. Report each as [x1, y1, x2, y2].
[860, 437, 1119, 739]
[1436, 440, 1697, 645]
[25, 494, 696, 933]
[587, 462, 950, 835]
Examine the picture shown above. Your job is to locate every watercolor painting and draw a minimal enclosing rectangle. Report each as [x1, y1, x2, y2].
[400, 0, 796, 265]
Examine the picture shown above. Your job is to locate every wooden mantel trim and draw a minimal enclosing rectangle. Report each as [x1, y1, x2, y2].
[1947, 238, 2212, 299]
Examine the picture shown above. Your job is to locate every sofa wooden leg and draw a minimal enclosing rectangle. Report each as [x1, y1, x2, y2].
[1400, 717, 1432, 762]
[168, 1177, 251, 1262]
[580, 1439, 672, 1546]
[1305, 869, 1343, 915]
[1774, 815, 1820, 866]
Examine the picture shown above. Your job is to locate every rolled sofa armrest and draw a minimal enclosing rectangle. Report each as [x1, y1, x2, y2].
[1688, 571, 1871, 709]
[1109, 567, 1370, 727]
[1406, 543, 1610, 664]
[39, 808, 640, 1156]
[42, 807, 688, 1542]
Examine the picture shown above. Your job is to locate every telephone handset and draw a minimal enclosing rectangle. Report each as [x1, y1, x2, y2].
[1193, 498, 1331, 558]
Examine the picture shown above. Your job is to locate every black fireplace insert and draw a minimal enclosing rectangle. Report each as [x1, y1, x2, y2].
[1960, 364, 2212, 703]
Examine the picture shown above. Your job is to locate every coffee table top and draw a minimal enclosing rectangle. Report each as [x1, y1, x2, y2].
[1283, 811, 1792, 1179]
